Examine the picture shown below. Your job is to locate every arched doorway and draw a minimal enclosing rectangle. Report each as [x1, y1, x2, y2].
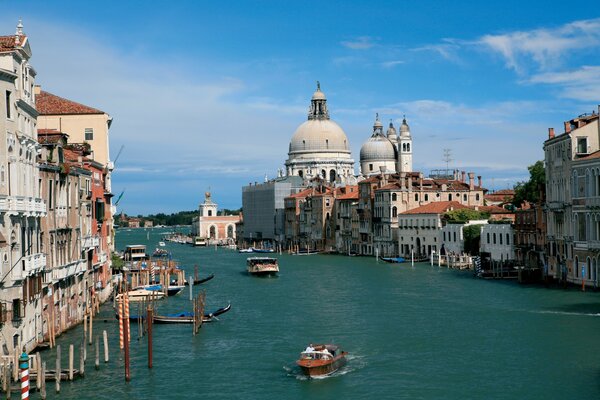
[330, 169, 336, 183]
[416, 238, 421, 256]
[227, 225, 234, 238]
[209, 225, 217, 239]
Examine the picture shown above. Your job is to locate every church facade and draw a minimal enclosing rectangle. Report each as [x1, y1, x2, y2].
[191, 192, 240, 244]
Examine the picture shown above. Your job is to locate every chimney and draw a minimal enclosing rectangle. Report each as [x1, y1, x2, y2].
[477, 175, 482, 188]
[468, 172, 475, 190]
[400, 172, 406, 190]
[379, 166, 387, 186]
[461, 171, 466, 183]
[564, 121, 571, 133]
[408, 174, 413, 192]
[419, 172, 423, 190]
[548, 127, 555, 139]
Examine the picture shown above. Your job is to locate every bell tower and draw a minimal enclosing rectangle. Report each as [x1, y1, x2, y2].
[199, 191, 218, 217]
[397, 116, 413, 173]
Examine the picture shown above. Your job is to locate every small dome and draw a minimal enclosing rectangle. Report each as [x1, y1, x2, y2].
[312, 89, 326, 100]
[400, 117, 410, 137]
[386, 121, 397, 137]
[360, 134, 396, 162]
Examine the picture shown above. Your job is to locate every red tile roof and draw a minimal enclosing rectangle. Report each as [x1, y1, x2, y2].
[577, 150, 600, 161]
[0, 35, 26, 52]
[36, 90, 104, 115]
[401, 201, 469, 215]
[479, 205, 511, 214]
[287, 188, 313, 199]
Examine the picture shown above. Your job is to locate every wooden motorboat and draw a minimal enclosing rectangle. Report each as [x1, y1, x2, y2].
[246, 257, 279, 276]
[296, 344, 347, 377]
[167, 285, 184, 296]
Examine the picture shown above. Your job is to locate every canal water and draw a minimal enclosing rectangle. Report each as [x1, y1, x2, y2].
[39, 228, 600, 399]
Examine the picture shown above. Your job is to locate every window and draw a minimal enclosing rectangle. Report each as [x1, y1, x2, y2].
[208, 210, 212, 216]
[415, 193, 418, 201]
[392, 193, 397, 201]
[12, 299, 21, 320]
[577, 137, 588, 154]
[5, 91, 11, 119]
[392, 207, 397, 218]
[406, 143, 410, 152]
[369, 164, 373, 171]
[424, 194, 428, 201]
[48, 180, 53, 210]
[85, 128, 94, 141]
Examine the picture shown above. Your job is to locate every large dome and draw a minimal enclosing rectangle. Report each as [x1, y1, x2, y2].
[289, 119, 350, 154]
[360, 134, 396, 162]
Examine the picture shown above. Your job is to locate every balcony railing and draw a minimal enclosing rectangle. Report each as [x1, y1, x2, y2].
[13, 253, 46, 280]
[82, 235, 100, 250]
[51, 260, 86, 282]
[0, 195, 47, 216]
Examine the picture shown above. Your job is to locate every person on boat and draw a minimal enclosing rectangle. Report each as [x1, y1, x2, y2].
[321, 348, 332, 357]
[305, 344, 315, 352]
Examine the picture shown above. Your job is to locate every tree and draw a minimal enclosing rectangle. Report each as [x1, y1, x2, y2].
[463, 225, 482, 255]
[443, 209, 490, 224]
[513, 160, 545, 207]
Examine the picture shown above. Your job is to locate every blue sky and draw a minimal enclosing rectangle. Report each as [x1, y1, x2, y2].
[2, 1, 600, 214]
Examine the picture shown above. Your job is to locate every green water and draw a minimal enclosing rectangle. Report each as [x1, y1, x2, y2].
[37, 228, 600, 399]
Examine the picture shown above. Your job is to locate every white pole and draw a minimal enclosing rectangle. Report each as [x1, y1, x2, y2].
[189, 276, 193, 301]
[431, 251, 434, 267]
[438, 252, 441, 267]
[376, 247, 379, 263]
[411, 249, 414, 267]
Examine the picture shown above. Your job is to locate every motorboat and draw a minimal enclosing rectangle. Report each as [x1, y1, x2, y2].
[246, 257, 279, 276]
[296, 344, 347, 377]
[158, 241, 166, 247]
[116, 289, 165, 302]
[380, 257, 406, 263]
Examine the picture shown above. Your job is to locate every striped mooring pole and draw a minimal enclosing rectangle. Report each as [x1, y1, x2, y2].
[19, 348, 30, 400]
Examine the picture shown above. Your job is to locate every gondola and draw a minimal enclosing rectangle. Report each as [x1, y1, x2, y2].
[379, 257, 406, 263]
[153, 304, 232, 324]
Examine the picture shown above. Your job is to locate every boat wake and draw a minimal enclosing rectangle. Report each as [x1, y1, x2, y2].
[283, 353, 367, 381]
[529, 309, 600, 318]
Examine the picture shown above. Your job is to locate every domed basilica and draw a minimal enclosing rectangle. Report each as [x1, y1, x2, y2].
[284, 83, 413, 183]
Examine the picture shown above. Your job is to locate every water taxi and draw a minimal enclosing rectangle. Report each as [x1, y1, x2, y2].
[296, 344, 347, 377]
[246, 257, 279, 276]
[116, 288, 165, 302]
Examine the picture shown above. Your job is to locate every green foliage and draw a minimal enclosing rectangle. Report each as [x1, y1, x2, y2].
[463, 225, 482, 255]
[513, 160, 545, 206]
[219, 208, 241, 216]
[443, 209, 490, 224]
[111, 252, 124, 271]
[142, 210, 198, 226]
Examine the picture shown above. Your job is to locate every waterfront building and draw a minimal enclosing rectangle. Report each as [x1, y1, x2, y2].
[35, 85, 115, 253]
[333, 186, 359, 255]
[128, 218, 141, 228]
[284, 187, 313, 248]
[144, 220, 153, 228]
[241, 175, 303, 245]
[37, 131, 90, 338]
[484, 189, 515, 207]
[191, 191, 240, 244]
[544, 110, 599, 285]
[0, 23, 47, 354]
[285, 83, 355, 183]
[514, 201, 546, 270]
[398, 201, 468, 258]
[441, 220, 488, 255]
[480, 223, 515, 261]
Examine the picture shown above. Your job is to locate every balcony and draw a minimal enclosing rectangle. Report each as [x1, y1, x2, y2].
[13, 253, 46, 280]
[51, 260, 86, 282]
[0, 195, 47, 216]
[82, 235, 100, 250]
[585, 197, 600, 208]
[589, 240, 600, 250]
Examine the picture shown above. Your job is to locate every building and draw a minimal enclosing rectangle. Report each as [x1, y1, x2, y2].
[359, 115, 413, 176]
[441, 220, 488, 256]
[514, 201, 546, 270]
[191, 192, 240, 244]
[128, 218, 140, 228]
[241, 175, 303, 245]
[35, 85, 115, 254]
[0, 22, 48, 354]
[398, 201, 469, 258]
[544, 109, 600, 286]
[484, 189, 515, 207]
[480, 223, 515, 261]
[144, 220, 153, 228]
[285, 83, 355, 183]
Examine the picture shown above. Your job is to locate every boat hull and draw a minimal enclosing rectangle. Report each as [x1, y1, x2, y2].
[247, 269, 278, 276]
[297, 354, 347, 377]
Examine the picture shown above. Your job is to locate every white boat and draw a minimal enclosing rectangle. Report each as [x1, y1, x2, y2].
[116, 289, 165, 302]
[246, 257, 279, 276]
[158, 241, 166, 247]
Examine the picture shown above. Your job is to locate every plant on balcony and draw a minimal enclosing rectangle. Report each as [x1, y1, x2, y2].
[59, 162, 71, 175]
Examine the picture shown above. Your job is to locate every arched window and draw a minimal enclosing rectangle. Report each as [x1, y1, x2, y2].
[402, 143, 406, 151]
[392, 207, 397, 218]
[487, 232, 490, 243]
[209, 226, 216, 239]
[208, 210, 212, 216]
[499, 233, 503, 245]
[449, 193, 452, 201]
[415, 193, 418, 201]
[392, 193, 397, 201]
[321, 169, 326, 179]
[506, 233, 510, 245]
[406, 143, 410, 152]
[298, 170, 303, 178]
[493, 233, 496, 244]
[424, 194, 429, 201]
[329, 169, 336, 183]
[463, 194, 467, 202]
[227, 225, 234, 238]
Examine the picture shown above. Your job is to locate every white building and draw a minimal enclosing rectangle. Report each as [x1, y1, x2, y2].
[441, 220, 488, 255]
[0, 22, 47, 354]
[285, 83, 355, 183]
[359, 115, 413, 176]
[191, 192, 240, 243]
[398, 201, 468, 258]
[480, 224, 515, 261]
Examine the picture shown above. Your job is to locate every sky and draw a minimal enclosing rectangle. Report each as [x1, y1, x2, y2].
[2, 1, 600, 214]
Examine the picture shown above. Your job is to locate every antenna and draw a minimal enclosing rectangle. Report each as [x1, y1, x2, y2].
[113, 145, 125, 165]
[442, 148, 452, 176]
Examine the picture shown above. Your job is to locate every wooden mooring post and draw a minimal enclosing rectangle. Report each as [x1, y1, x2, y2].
[147, 307, 153, 369]
[103, 330, 109, 363]
[40, 361, 46, 400]
[55, 345, 61, 393]
[80, 342, 85, 377]
[68, 344, 74, 381]
[95, 339, 100, 370]
[123, 293, 131, 382]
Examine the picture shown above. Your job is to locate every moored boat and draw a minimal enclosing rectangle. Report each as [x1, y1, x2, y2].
[153, 304, 232, 324]
[296, 344, 347, 377]
[380, 257, 406, 263]
[246, 257, 279, 276]
[116, 289, 165, 302]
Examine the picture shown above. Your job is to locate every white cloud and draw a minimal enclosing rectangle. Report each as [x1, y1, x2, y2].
[341, 36, 377, 50]
[478, 18, 600, 73]
[527, 65, 600, 101]
[410, 39, 462, 63]
[380, 60, 404, 69]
